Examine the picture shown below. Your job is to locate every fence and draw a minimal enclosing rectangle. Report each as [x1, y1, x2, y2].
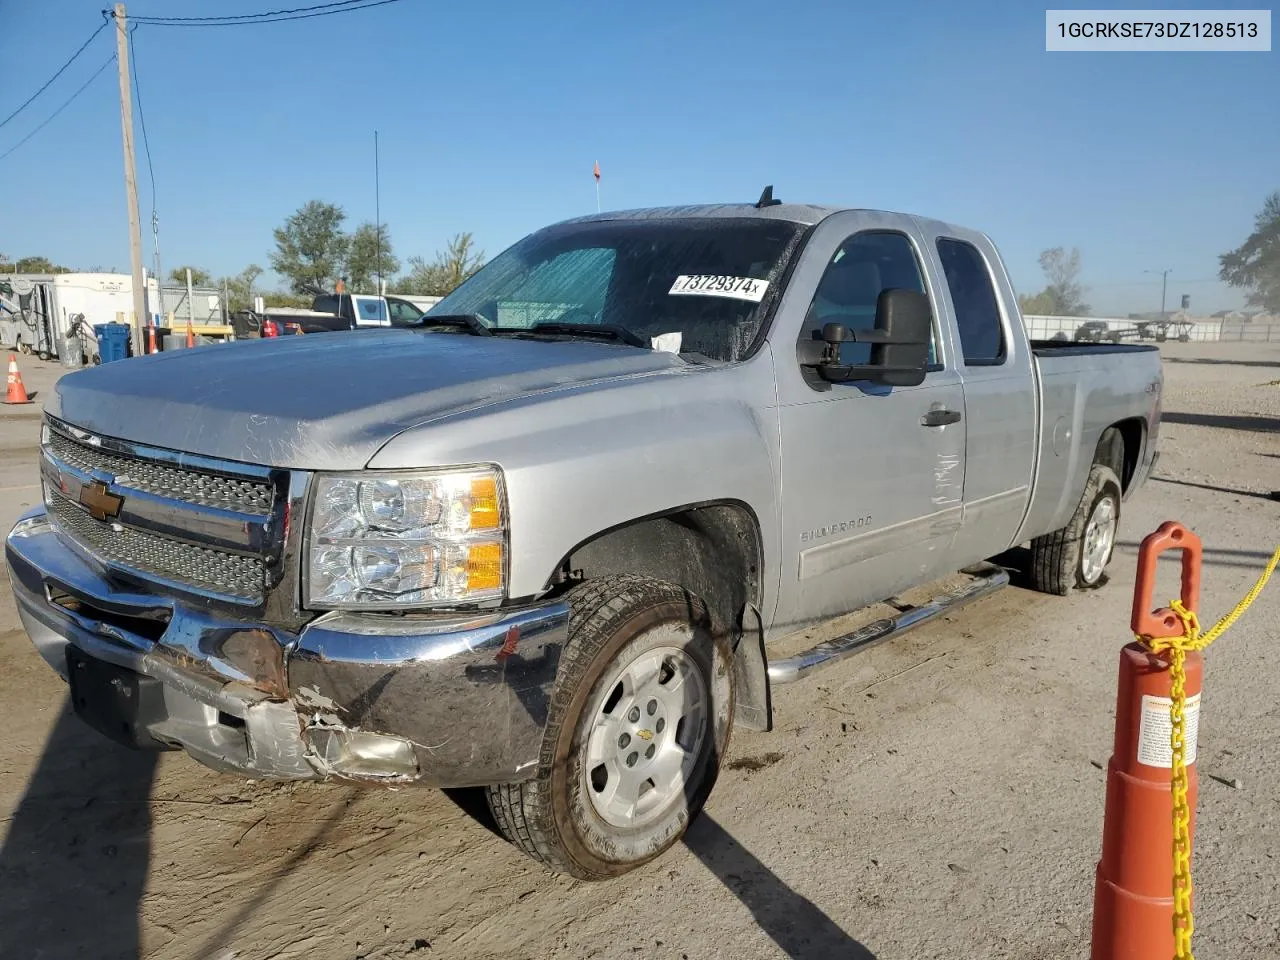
[157, 286, 224, 326]
[1022, 315, 1280, 344]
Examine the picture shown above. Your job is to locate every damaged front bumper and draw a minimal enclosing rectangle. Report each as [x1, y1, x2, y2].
[5, 508, 567, 786]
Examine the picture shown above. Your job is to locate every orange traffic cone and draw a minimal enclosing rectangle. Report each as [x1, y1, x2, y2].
[4, 353, 34, 405]
[147, 324, 158, 354]
[185, 316, 196, 348]
[1091, 522, 1204, 960]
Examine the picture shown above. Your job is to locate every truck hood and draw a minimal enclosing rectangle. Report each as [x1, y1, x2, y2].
[48, 331, 688, 469]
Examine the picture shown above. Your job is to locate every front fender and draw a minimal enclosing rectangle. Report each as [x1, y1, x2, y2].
[368, 354, 781, 613]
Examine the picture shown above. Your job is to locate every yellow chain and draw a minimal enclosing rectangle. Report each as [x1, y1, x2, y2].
[1137, 545, 1280, 960]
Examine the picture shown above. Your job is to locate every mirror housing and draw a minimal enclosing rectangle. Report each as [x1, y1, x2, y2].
[799, 288, 932, 386]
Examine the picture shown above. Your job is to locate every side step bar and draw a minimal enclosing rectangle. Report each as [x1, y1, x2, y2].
[767, 566, 1010, 684]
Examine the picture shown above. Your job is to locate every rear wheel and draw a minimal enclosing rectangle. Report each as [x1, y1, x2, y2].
[486, 574, 734, 880]
[1027, 462, 1122, 595]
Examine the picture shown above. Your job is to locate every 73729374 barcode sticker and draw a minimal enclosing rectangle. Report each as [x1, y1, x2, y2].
[668, 275, 769, 302]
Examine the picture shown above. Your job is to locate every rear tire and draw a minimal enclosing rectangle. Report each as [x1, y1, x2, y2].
[1027, 463, 1122, 596]
[486, 575, 734, 880]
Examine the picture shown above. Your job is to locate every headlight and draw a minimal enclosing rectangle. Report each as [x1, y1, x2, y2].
[306, 467, 507, 609]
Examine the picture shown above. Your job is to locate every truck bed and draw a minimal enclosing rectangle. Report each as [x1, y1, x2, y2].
[1030, 340, 1160, 358]
[1018, 340, 1163, 545]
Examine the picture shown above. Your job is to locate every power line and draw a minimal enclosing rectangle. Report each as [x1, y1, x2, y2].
[0, 55, 116, 163]
[127, 0, 379, 22]
[0, 19, 110, 132]
[1088, 277, 1222, 288]
[129, 0, 407, 27]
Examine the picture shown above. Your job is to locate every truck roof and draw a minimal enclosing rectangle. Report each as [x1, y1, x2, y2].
[560, 202, 983, 243]
[562, 202, 841, 226]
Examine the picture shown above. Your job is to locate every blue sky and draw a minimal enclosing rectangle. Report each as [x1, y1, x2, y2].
[1, 0, 1275, 315]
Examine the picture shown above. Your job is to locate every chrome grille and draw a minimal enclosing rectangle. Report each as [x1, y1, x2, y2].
[46, 490, 266, 603]
[46, 429, 273, 515]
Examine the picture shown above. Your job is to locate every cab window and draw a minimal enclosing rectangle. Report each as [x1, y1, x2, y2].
[387, 299, 423, 326]
[936, 238, 1005, 364]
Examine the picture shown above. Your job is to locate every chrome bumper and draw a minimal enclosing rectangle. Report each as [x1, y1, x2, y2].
[5, 508, 567, 787]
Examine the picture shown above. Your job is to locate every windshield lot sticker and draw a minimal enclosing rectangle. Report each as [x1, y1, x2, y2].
[669, 275, 769, 302]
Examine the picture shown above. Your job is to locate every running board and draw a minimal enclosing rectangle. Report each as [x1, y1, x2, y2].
[766, 566, 1010, 684]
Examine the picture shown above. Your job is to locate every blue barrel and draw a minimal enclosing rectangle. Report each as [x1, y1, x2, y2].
[92, 323, 132, 363]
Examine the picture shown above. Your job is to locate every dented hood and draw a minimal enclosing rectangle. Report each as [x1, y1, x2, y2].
[49, 330, 685, 469]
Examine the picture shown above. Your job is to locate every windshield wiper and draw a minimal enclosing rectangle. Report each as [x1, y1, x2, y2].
[417, 313, 492, 336]
[529, 322, 647, 349]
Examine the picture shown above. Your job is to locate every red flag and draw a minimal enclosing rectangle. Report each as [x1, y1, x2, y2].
[593, 160, 601, 181]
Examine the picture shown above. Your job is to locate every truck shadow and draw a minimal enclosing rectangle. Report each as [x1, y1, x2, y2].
[1162, 357, 1280, 369]
[1150, 475, 1280, 502]
[1160, 411, 1279, 434]
[0, 700, 157, 960]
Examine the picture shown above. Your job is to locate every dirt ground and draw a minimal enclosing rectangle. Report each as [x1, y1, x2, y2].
[1, 342, 1277, 960]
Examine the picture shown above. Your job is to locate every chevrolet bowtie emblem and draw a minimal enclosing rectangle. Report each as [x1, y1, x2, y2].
[78, 480, 124, 522]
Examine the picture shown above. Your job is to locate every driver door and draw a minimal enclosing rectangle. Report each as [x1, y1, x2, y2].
[770, 214, 967, 631]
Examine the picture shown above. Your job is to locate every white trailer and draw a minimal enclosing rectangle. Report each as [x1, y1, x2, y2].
[0, 272, 158, 362]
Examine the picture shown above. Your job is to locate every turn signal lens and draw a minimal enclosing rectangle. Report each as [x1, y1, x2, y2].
[466, 542, 504, 592]
[470, 476, 501, 530]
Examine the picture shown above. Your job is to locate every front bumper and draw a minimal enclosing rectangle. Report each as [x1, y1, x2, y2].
[5, 508, 567, 786]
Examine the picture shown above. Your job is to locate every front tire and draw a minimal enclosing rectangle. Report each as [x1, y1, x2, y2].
[1027, 463, 1122, 596]
[486, 575, 734, 880]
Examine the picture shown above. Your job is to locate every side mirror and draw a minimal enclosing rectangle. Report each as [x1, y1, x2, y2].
[798, 289, 932, 386]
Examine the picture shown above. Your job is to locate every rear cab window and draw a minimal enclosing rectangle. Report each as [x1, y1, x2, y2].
[936, 238, 1006, 365]
[353, 296, 387, 324]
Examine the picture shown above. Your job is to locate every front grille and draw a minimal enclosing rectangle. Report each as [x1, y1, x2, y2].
[46, 429, 273, 515]
[47, 491, 266, 603]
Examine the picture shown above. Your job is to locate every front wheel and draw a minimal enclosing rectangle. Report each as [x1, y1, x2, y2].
[486, 575, 734, 879]
[1027, 463, 1122, 596]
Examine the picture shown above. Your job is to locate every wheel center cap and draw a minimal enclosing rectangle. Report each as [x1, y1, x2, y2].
[635, 728, 654, 741]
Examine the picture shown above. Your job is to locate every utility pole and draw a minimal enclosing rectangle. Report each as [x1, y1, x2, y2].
[114, 4, 147, 354]
[1144, 268, 1172, 321]
[374, 130, 382, 296]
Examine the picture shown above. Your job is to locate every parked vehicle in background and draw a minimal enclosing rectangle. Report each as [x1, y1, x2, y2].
[7, 196, 1164, 880]
[1074, 319, 1119, 343]
[244, 293, 394, 335]
[1137, 318, 1192, 342]
[385, 295, 426, 326]
[392, 294, 443, 314]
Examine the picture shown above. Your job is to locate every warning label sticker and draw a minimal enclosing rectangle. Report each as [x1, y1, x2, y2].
[1137, 692, 1200, 769]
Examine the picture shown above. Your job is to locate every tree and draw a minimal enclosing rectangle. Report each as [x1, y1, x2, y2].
[269, 200, 350, 295]
[169, 265, 213, 287]
[1017, 291, 1058, 315]
[221, 264, 264, 312]
[392, 233, 485, 297]
[260, 290, 312, 308]
[1020, 247, 1090, 316]
[1219, 191, 1280, 313]
[12, 255, 72, 274]
[345, 223, 400, 293]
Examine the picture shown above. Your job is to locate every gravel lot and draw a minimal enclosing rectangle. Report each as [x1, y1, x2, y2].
[1, 341, 1277, 960]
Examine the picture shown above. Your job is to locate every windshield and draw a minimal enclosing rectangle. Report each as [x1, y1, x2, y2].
[425, 217, 806, 361]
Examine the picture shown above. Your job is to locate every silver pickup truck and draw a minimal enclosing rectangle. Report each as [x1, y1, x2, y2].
[5, 196, 1163, 879]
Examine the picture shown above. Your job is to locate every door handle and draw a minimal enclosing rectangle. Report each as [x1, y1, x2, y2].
[920, 407, 962, 427]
